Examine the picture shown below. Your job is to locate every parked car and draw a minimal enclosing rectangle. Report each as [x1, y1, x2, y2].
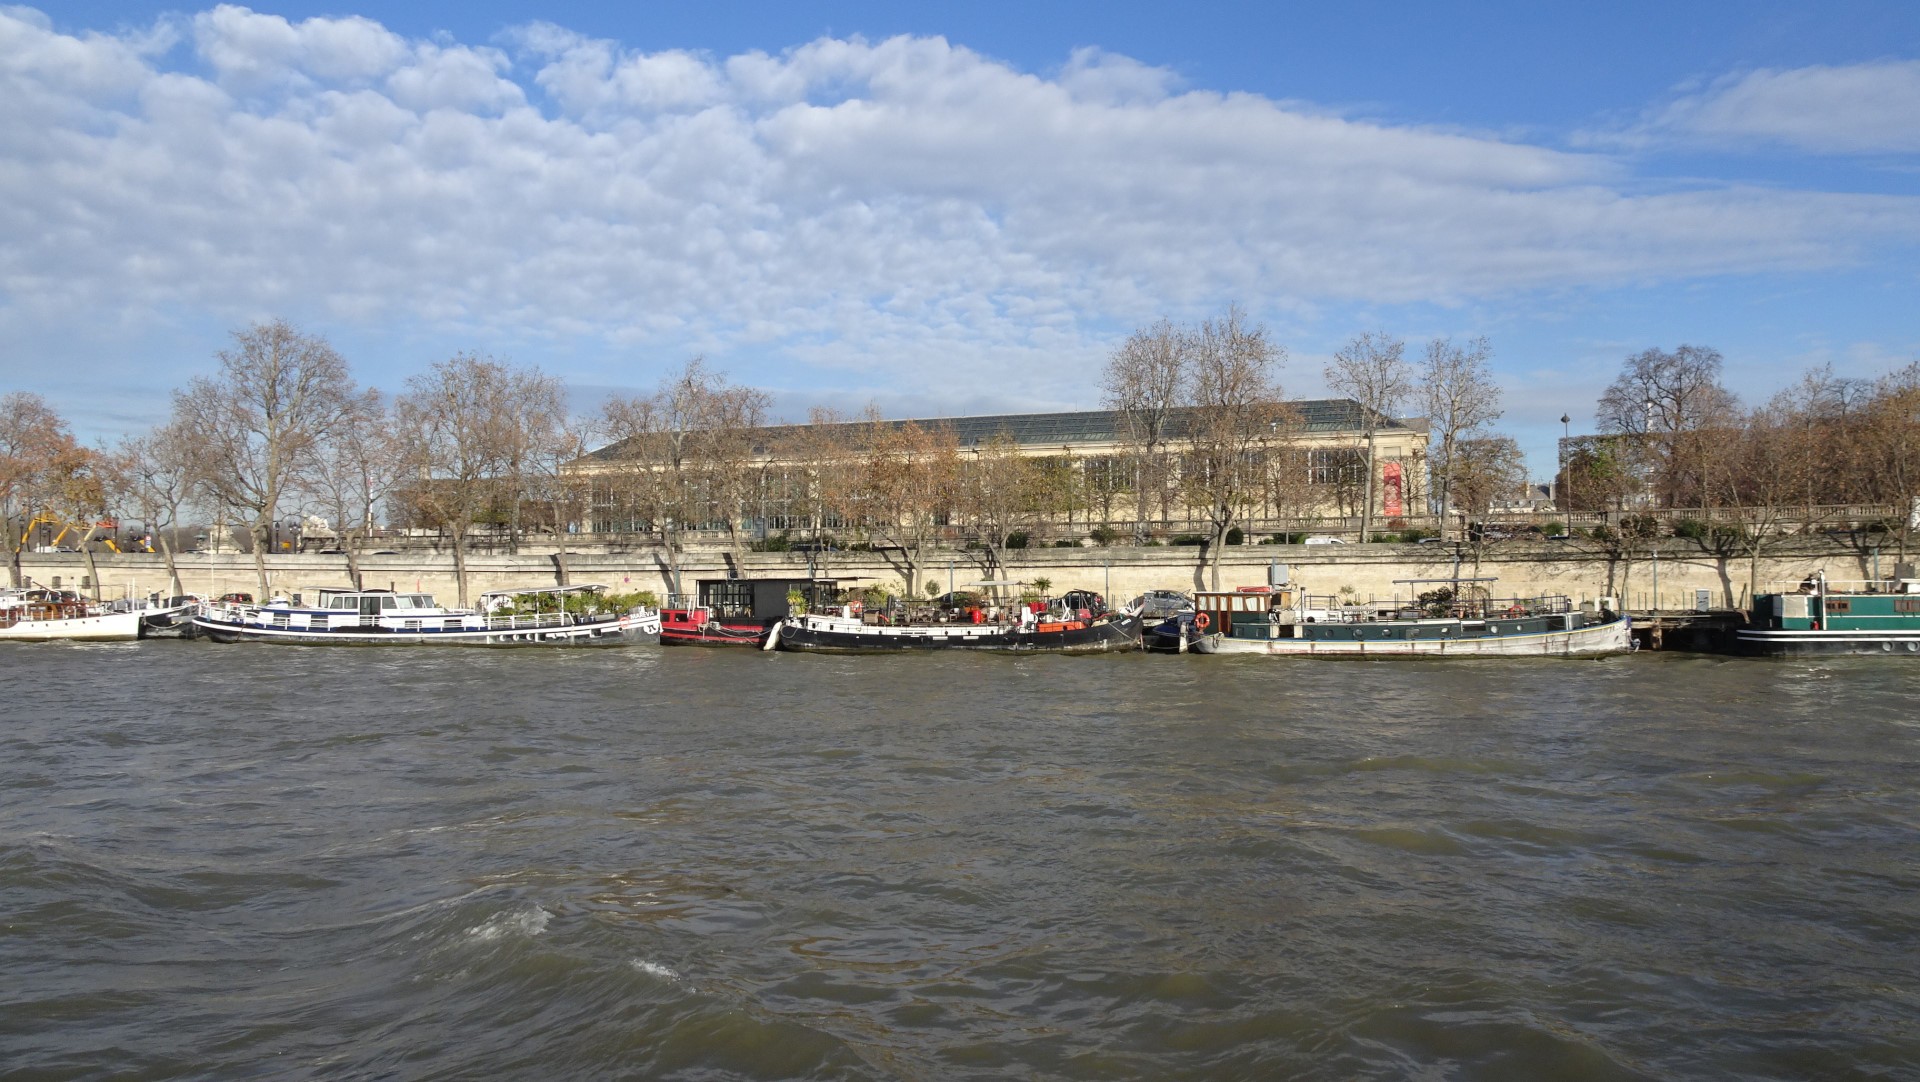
[1303, 536, 1347, 545]
[1130, 590, 1193, 619]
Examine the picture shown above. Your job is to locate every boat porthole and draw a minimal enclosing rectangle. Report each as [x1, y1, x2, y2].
[1909, 642, 1918, 652]
[1883, 641, 1893, 652]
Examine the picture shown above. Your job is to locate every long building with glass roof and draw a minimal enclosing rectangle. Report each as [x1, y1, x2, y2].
[573, 399, 1428, 537]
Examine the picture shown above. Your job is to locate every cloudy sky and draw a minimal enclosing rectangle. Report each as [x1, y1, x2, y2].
[5, 1, 1918, 471]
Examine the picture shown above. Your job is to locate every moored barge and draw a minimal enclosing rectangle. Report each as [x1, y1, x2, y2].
[1167, 572, 1630, 658]
[1734, 570, 1920, 656]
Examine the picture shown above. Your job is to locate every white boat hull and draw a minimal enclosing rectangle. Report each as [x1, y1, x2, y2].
[0, 609, 143, 642]
[1205, 615, 1632, 657]
[192, 610, 662, 646]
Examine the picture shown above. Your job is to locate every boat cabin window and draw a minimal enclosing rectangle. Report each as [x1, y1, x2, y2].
[700, 581, 754, 620]
[1824, 598, 1851, 614]
[328, 596, 357, 610]
[406, 595, 433, 609]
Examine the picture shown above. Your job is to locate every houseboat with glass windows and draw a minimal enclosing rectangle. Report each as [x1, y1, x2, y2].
[1166, 569, 1630, 657]
[660, 577, 838, 647]
[1733, 569, 1920, 656]
[191, 586, 659, 646]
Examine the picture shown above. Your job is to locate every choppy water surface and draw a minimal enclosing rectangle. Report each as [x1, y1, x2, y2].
[3, 643, 1917, 1080]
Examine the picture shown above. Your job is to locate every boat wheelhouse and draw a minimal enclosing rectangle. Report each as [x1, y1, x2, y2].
[1167, 570, 1629, 657]
[192, 586, 660, 646]
[1735, 570, 1920, 656]
[659, 577, 838, 647]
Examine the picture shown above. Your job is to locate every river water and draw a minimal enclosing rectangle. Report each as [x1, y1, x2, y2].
[3, 642, 1916, 1080]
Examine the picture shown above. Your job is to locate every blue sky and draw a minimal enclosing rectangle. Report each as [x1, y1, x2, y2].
[7, 2, 1919, 474]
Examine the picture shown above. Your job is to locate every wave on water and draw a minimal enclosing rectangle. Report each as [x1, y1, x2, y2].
[468, 905, 551, 942]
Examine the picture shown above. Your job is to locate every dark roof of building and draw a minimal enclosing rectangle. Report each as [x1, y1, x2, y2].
[584, 398, 1403, 462]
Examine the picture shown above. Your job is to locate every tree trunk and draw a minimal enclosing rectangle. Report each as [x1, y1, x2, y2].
[1135, 449, 1154, 543]
[78, 526, 103, 600]
[158, 535, 182, 596]
[451, 531, 470, 608]
[666, 526, 683, 602]
[1359, 430, 1378, 543]
[1209, 517, 1230, 591]
[251, 520, 270, 597]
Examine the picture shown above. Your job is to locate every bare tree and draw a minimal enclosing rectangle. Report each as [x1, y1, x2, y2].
[1184, 306, 1286, 589]
[1597, 345, 1739, 509]
[395, 353, 524, 607]
[171, 320, 357, 595]
[1702, 394, 1806, 607]
[1326, 331, 1411, 542]
[113, 421, 198, 596]
[961, 429, 1043, 582]
[311, 389, 402, 589]
[1856, 361, 1920, 561]
[497, 369, 569, 555]
[789, 406, 855, 543]
[852, 414, 959, 599]
[1419, 336, 1501, 541]
[1449, 435, 1527, 555]
[696, 379, 773, 572]
[1259, 406, 1314, 541]
[44, 443, 109, 599]
[0, 392, 83, 587]
[533, 415, 594, 585]
[1101, 320, 1185, 538]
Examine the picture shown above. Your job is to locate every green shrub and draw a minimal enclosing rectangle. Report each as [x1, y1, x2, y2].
[1007, 531, 1030, 549]
[1171, 534, 1206, 546]
[1089, 525, 1120, 546]
[1671, 518, 1709, 540]
[1225, 527, 1245, 546]
[1052, 539, 1077, 548]
[1622, 514, 1663, 540]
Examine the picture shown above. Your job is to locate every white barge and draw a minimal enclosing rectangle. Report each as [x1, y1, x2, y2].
[192, 586, 660, 646]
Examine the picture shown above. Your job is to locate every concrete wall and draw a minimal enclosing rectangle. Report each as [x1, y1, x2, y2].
[19, 536, 1903, 612]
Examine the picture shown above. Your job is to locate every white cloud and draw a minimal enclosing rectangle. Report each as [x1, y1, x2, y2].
[192, 3, 407, 89]
[1, 5, 1917, 420]
[1625, 60, 1920, 154]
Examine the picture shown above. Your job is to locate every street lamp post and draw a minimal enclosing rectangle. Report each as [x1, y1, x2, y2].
[1560, 414, 1572, 529]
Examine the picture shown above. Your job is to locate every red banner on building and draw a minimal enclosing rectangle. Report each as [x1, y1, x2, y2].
[1382, 462, 1404, 518]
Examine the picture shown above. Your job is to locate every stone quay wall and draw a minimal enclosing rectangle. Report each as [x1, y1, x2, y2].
[19, 536, 1905, 612]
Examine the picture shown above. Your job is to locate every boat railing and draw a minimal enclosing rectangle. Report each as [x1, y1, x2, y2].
[483, 611, 591, 630]
[1286, 593, 1577, 622]
[1762, 577, 1918, 595]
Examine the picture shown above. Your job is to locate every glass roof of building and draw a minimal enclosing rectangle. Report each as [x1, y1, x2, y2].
[585, 399, 1402, 461]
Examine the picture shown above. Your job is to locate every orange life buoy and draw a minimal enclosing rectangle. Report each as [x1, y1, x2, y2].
[1194, 612, 1211, 630]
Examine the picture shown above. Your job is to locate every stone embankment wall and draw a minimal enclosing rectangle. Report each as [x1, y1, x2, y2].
[20, 537, 1906, 612]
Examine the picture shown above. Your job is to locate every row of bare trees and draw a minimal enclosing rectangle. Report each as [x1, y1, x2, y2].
[15, 314, 1920, 608]
[1, 322, 582, 605]
[1562, 346, 1920, 597]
